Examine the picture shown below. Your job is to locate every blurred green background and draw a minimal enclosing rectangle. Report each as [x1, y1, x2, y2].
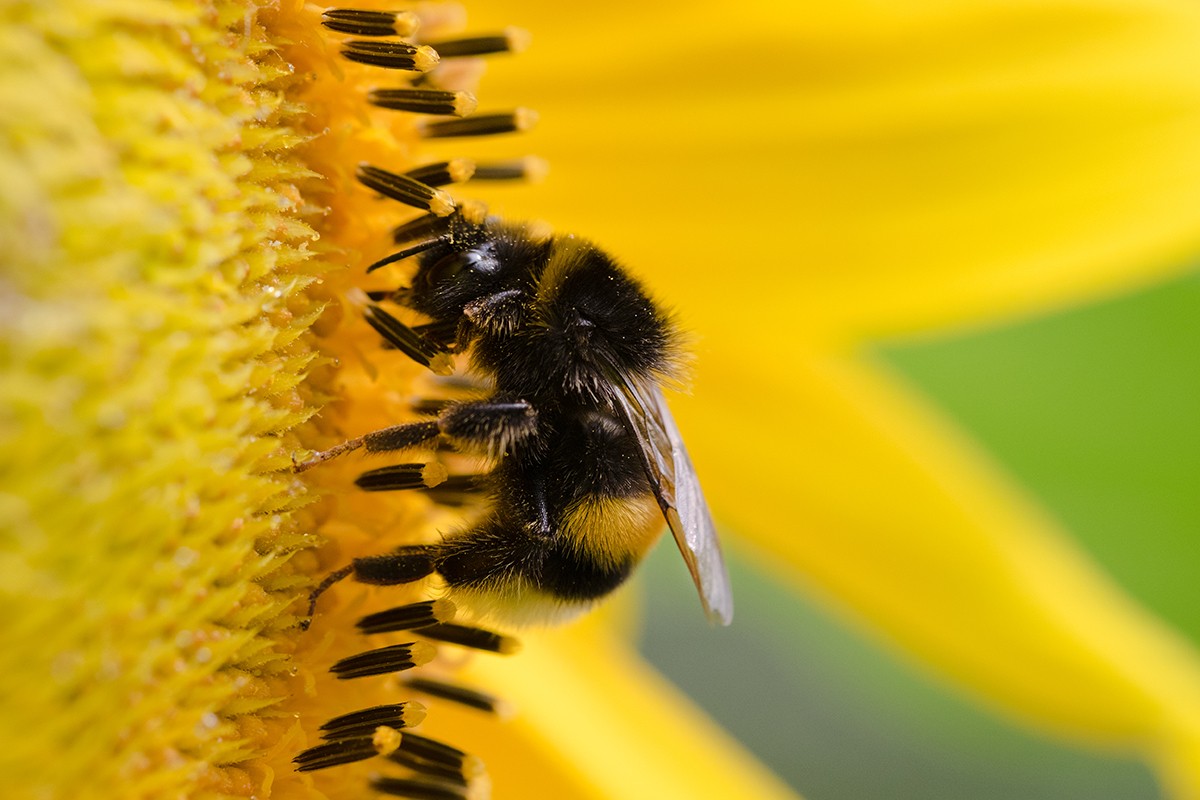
[635, 271, 1200, 799]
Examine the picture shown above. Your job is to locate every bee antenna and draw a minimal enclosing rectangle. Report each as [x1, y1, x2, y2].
[366, 236, 449, 273]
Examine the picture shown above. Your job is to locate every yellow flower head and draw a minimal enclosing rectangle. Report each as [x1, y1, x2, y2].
[6, 1, 1200, 800]
[0, 2, 789, 799]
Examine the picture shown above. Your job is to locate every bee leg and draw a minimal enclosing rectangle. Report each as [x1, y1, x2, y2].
[301, 546, 440, 628]
[300, 564, 355, 628]
[352, 546, 441, 586]
[294, 396, 533, 472]
[462, 289, 526, 335]
[436, 398, 538, 452]
[293, 421, 442, 472]
[361, 421, 443, 453]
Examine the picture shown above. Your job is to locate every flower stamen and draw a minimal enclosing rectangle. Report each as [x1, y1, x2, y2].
[415, 623, 522, 655]
[388, 750, 480, 789]
[420, 109, 539, 139]
[370, 87, 479, 116]
[293, 727, 401, 772]
[391, 732, 476, 771]
[296, 5, 539, 792]
[322, 8, 420, 37]
[341, 39, 440, 72]
[360, 302, 451, 368]
[423, 28, 532, 58]
[471, 156, 550, 183]
[370, 775, 471, 800]
[354, 462, 450, 492]
[357, 599, 459, 634]
[330, 641, 438, 679]
[392, 213, 452, 245]
[404, 677, 511, 717]
[423, 474, 487, 507]
[408, 159, 478, 188]
[358, 163, 458, 216]
[319, 702, 430, 740]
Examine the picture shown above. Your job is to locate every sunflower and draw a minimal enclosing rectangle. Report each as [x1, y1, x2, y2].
[2, 2, 1199, 800]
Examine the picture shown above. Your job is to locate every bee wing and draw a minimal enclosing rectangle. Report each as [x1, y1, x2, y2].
[614, 378, 733, 625]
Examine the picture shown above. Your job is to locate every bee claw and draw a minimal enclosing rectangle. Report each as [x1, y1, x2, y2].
[291, 439, 365, 473]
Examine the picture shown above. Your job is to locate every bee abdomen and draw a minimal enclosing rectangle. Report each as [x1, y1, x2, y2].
[435, 519, 636, 605]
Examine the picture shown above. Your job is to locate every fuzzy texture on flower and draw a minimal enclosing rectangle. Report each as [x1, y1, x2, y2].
[0, 2, 799, 799]
[0, 2, 326, 797]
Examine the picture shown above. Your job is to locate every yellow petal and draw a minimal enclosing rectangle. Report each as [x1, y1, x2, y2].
[679, 344, 1200, 797]
[469, 0, 1200, 341]
[465, 2, 1200, 795]
[449, 617, 802, 800]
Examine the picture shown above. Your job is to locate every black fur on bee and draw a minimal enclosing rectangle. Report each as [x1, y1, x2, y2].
[305, 205, 731, 626]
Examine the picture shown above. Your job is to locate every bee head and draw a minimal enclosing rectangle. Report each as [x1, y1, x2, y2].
[405, 214, 551, 324]
[408, 241, 501, 320]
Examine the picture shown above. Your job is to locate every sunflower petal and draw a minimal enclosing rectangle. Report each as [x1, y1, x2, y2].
[470, 0, 1200, 341]
[681, 345, 1200, 796]
[445, 618, 802, 800]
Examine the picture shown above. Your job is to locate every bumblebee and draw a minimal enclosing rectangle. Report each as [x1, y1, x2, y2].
[303, 203, 733, 627]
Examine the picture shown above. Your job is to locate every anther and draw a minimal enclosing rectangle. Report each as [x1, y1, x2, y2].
[404, 677, 509, 716]
[371, 776, 468, 800]
[330, 641, 437, 679]
[471, 156, 549, 183]
[392, 213, 446, 245]
[374, 725, 404, 756]
[357, 598, 457, 634]
[415, 622, 521, 654]
[410, 397, 454, 416]
[355, 462, 448, 492]
[412, 319, 460, 348]
[294, 738, 376, 771]
[407, 159, 476, 188]
[357, 164, 456, 216]
[389, 750, 473, 787]
[341, 40, 440, 72]
[370, 88, 478, 117]
[457, 199, 491, 226]
[293, 728, 400, 772]
[322, 9, 419, 37]
[361, 302, 446, 369]
[319, 702, 428, 740]
[395, 732, 471, 769]
[424, 27, 531, 58]
[409, 2, 468, 33]
[420, 109, 538, 139]
[424, 474, 486, 507]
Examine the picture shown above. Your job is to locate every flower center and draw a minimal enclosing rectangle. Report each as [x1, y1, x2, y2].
[290, 6, 539, 798]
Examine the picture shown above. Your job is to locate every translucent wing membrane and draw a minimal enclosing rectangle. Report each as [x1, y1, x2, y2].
[614, 379, 734, 625]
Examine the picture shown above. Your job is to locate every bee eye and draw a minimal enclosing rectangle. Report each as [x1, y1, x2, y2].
[427, 249, 497, 284]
